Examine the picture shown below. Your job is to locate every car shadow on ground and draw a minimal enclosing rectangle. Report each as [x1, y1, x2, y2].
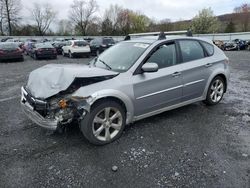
[49, 102, 208, 145]
[0, 59, 24, 63]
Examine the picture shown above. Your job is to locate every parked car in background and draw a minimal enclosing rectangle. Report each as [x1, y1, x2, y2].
[29, 43, 57, 60]
[21, 32, 230, 145]
[223, 39, 247, 51]
[90, 37, 115, 56]
[0, 42, 23, 61]
[23, 41, 37, 55]
[246, 40, 250, 50]
[62, 40, 90, 58]
[83, 37, 94, 44]
[213, 40, 224, 49]
[52, 41, 67, 55]
[1, 37, 13, 42]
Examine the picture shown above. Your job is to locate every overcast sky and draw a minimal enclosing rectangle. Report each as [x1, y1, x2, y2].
[21, 0, 246, 28]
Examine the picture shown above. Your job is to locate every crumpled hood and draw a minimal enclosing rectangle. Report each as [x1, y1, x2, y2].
[26, 64, 118, 99]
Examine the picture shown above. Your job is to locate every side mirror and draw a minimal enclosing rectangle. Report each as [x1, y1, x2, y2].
[141, 63, 158, 73]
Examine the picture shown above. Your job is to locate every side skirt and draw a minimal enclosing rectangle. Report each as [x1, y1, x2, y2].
[133, 97, 203, 122]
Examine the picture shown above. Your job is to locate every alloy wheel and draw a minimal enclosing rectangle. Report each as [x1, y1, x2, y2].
[92, 107, 123, 142]
[210, 79, 224, 103]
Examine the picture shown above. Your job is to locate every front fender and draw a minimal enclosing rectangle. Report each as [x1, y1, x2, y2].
[73, 89, 134, 124]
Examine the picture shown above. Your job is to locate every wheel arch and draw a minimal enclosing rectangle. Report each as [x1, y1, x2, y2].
[203, 72, 228, 99]
[88, 90, 134, 124]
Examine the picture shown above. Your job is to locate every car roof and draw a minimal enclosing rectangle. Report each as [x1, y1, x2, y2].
[70, 40, 87, 42]
[124, 36, 213, 45]
[0, 42, 18, 45]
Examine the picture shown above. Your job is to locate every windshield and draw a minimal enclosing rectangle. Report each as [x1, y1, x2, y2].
[93, 42, 149, 72]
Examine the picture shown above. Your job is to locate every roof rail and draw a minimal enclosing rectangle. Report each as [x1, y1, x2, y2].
[125, 30, 192, 40]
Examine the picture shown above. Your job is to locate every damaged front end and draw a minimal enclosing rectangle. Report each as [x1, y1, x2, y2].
[21, 86, 90, 131]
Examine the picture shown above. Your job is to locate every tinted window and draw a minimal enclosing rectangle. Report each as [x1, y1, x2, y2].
[35, 43, 53, 48]
[179, 40, 205, 62]
[103, 38, 115, 45]
[147, 43, 177, 69]
[74, 41, 88, 46]
[201, 41, 214, 56]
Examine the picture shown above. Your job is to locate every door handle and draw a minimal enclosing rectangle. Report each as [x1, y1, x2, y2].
[172, 72, 181, 77]
[205, 63, 212, 67]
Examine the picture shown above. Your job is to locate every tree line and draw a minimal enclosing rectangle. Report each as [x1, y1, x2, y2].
[0, 0, 249, 36]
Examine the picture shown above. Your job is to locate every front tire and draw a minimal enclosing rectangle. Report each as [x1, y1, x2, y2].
[204, 76, 225, 105]
[80, 100, 126, 145]
[69, 51, 73, 58]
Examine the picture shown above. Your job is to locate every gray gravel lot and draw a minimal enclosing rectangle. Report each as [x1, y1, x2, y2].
[0, 52, 249, 188]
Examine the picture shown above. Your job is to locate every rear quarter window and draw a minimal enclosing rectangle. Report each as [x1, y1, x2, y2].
[201, 41, 214, 56]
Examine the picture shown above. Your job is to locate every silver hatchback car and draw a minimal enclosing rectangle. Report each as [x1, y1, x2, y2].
[21, 32, 230, 145]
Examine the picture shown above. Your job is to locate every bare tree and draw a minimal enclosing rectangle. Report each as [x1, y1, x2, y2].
[0, 0, 4, 35]
[234, 3, 250, 32]
[103, 4, 122, 34]
[57, 19, 73, 36]
[69, 0, 98, 36]
[31, 3, 56, 36]
[2, 0, 21, 35]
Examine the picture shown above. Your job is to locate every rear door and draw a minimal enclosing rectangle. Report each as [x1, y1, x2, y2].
[177, 39, 213, 101]
[132, 41, 183, 116]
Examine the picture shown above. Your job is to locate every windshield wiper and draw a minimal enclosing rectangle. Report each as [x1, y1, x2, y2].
[98, 59, 112, 70]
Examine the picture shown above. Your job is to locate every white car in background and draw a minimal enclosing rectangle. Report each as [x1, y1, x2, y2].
[62, 40, 91, 58]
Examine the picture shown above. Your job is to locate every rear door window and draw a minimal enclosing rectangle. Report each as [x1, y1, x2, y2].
[179, 40, 205, 62]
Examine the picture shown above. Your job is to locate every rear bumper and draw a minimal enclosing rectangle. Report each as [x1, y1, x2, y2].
[72, 52, 90, 56]
[21, 87, 58, 130]
[37, 54, 57, 58]
[0, 54, 23, 60]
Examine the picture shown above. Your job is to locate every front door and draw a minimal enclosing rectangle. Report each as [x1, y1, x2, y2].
[132, 42, 183, 116]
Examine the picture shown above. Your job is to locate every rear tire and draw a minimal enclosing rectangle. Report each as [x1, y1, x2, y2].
[203, 76, 225, 105]
[96, 49, 100, 56]
[80, 100, 126, 145]
[34, 53, 38, 60]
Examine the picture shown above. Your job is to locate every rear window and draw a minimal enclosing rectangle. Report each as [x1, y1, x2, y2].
[179, 40, 205, 62]
[74, 41, 88, 46]
[35, 43, 53, 48]
[201, 41, 214, 56]
[0, 43, 19, 49]
[103, 38, 115, 45]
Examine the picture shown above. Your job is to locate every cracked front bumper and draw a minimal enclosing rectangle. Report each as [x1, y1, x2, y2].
[21, 87, 59, 130]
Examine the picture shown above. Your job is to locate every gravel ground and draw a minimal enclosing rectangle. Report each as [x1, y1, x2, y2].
[0, 52, 249, 188]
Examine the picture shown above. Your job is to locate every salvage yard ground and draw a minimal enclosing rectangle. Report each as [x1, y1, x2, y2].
[0, 52, 249, 188]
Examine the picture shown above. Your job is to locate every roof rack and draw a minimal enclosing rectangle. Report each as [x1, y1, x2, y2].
[125, 30, 192, 41]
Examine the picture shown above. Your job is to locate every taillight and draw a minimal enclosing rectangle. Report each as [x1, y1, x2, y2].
[16, 48, 22, 52]
[38, 48, 42, 52]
